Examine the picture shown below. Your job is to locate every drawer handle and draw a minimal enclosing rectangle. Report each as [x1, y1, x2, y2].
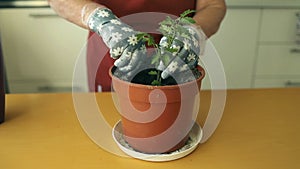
[29, 13, 59, 18]
[290, 48, 300, 53]
[285, 81, 300, 87]
[37, 86, 72, 92]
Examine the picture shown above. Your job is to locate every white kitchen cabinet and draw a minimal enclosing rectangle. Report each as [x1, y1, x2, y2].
[226, 0, 262, 6]
[259, 9, 299, 43]
[254, 78, 300, 88]
[208, 9, 261, 89]
[261, 0, 300, 7]
[0, 8, 88, 93]
[256, 45, 300, 76]
[254, 8, 300, 88]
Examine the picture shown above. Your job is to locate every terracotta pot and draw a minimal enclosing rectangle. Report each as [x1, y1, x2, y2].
[109, 66, 205, 154]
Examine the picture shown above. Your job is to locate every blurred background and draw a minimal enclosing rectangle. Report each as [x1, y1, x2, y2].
[0, 0, 300, 93]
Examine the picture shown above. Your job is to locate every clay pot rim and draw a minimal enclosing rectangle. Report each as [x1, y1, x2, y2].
[109, 65, 205, 90]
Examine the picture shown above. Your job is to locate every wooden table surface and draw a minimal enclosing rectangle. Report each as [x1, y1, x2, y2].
[0, 88, 299, 169]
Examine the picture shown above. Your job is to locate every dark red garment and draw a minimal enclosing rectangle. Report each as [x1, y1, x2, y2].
[87, 0, 196, 91]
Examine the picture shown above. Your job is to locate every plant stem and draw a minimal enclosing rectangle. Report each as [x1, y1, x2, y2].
[157, 70, 161, 82]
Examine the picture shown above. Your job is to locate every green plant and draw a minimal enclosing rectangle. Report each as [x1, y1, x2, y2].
[136, 9, 198, 86]
[113, 10, 197, 86]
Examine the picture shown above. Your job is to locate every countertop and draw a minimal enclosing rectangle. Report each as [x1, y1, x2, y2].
[0, 88, 299, 169]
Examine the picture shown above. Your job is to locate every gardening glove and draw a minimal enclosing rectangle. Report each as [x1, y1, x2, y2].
[85, 7, 147, 78]
[158, 25, 205, 82]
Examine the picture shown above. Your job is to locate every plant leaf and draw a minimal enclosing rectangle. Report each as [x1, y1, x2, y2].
[148, 70, 158, 75]
[166, 47, 178, 53]
[181, 17, 196, 24]
[159, 16, 174, 26]
[151, 80, 161, 86]
[180, 9, 196, 18]
[162, 54, 171, 66]
[151, 53, 160, 65]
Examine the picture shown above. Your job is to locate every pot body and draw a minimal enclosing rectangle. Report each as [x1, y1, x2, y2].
[110, 66, 205, 154]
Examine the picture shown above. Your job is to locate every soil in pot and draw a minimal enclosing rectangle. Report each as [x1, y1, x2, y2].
[112, 66, 202, 86]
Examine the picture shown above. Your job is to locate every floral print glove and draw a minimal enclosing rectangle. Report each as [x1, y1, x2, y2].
[158, 25, 204, 82]
[87, 8, 147, 76]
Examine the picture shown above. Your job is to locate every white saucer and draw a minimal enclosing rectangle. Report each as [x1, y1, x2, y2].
[112, 121, 203, 162]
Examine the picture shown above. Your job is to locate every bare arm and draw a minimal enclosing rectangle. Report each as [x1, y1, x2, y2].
[47, 0, 105, 29]
[194, 0, 226, 38]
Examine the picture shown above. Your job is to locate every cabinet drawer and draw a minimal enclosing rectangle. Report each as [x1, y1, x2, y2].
[210, 9, 261, 89]
[259, 9, 300, 42]
[226, 0, 261, 6]
[254, 77, 300, 88]
[256, 45, 300, 76]
[0, 8, 88, 93]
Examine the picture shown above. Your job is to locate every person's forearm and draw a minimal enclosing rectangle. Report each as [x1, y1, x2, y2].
[193, 0, 226, 38]
[48, 0, 105, 29]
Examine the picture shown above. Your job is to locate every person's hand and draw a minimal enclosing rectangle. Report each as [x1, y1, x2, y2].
[86, 8, 147, 77]
[158, 25, 205, 83]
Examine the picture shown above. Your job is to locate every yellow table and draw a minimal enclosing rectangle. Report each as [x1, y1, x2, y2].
[1, 88, 299, 169]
